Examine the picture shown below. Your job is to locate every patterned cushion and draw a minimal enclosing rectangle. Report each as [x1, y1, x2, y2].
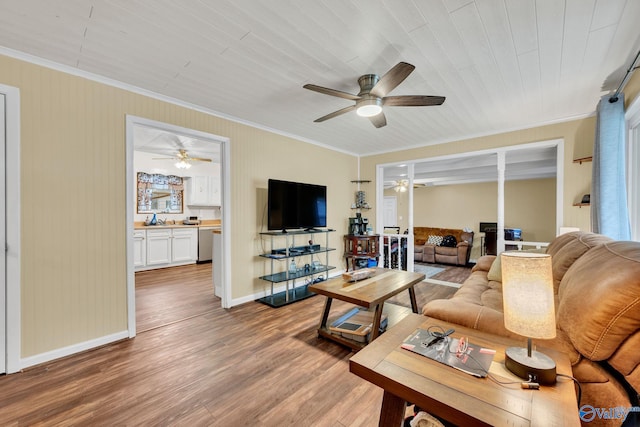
[427, 235, 443, 246]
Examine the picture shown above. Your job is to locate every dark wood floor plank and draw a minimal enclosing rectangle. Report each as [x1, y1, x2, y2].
[0, 263, 457, 426]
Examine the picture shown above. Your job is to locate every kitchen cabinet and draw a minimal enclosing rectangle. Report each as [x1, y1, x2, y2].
[133, 230, 146, 268]
[188, 175, 220, 207]
[137, 227, 198, 270]
[146, 228, 173, 266]
[172, 228, 198, 262]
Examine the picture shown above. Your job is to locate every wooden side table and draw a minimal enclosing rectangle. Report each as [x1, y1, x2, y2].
[350, 314, 580, 427]
[344, 234, 380, 271]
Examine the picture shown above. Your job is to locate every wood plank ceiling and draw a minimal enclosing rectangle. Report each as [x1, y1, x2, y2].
[0, 0, 639, 156]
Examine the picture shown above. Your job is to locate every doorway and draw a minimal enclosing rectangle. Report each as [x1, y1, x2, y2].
[1, 83, 21, 374]
[377, 139, 564, 259]
[125, 116, 230, 337]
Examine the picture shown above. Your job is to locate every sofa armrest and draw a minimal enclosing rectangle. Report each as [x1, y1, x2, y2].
[455, 242, 471, 265]
[423, 299, 515, 337]
[472, 255, 496, 273]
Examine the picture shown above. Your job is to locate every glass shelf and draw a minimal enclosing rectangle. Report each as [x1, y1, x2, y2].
[259, 265, 336, 283]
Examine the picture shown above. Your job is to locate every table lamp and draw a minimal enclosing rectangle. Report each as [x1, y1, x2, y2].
[501, 252, 557, 385]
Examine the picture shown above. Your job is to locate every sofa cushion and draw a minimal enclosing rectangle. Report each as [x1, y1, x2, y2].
[441, 235, 457, 247]
[545, 231, 613, 292]
[472, 255, 496, 273]
[485, 248, 546, 283]
[487, 255, 502, 282]
[557, 241, 640, 361]
[427, 235, 443, 245]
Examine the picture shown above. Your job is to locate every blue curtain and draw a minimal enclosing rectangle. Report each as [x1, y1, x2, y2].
[591, 93, 631, 240]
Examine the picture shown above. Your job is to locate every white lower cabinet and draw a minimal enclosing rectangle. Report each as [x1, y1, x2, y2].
[172, 228, 198, 262]
[146, 228, 173, 266]
[133, 230, 147, 268]
[136, 227, 198, 270]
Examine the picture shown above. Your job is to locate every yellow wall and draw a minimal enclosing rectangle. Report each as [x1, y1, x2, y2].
[0, 54, 356, 358]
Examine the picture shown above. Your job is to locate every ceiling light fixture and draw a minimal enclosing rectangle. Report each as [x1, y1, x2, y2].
[175, 159, 191, 169]
[394, 180, 408, 192]
[356, 97, 383, 117]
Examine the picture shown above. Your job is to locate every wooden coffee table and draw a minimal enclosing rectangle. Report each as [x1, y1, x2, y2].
[350, 314, 580, 427]
[308, 268, 425, 350]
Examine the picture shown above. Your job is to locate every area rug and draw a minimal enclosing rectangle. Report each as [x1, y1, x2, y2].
[413, 264, 445, 278]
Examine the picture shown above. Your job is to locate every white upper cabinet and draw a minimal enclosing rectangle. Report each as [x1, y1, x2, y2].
[188, 175, 221, 207]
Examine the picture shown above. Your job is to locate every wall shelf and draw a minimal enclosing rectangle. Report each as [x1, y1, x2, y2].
[573, 156, 593, 164]
[573, 203, 590, 208]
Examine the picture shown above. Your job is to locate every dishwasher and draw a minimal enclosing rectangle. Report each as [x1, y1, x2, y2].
[198, 227, 215, 263]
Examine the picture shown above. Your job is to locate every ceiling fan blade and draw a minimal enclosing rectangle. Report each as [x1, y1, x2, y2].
[188, 157, 212, 162]
[368, 112, 387, 128]
[314, 105, 357, 122]
[152, 157, 177, 160]
[369, 62, 415, 98]
[383, 95, 446, 106]
[303, 84, 361, 101]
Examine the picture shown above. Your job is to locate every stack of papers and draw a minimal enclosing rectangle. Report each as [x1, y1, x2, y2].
[401, 328, 495, 377]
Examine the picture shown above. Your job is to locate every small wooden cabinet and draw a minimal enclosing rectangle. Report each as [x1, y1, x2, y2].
[344, 234, 380, 271]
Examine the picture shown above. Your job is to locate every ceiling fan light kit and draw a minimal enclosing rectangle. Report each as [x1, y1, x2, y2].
[304, 62, 445, 128]
[356, 97, 383, 117]
[175, 159, 191, 169]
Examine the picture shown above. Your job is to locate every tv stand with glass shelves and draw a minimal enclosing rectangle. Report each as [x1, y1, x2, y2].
[258, 229, 335, 307]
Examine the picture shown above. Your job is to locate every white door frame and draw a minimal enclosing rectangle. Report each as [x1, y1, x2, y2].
[626, 94, 640, 241]
[1, 83, 21, 374]
[125, 116, 232, 337]
[376, 138, 564, 255]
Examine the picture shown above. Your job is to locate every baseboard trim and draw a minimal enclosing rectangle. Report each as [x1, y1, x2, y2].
[19, 330, 130, 371]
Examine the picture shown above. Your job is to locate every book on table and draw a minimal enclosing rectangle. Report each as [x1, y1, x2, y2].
[400, 328, 496, 377]
[329, 308, 388, 343]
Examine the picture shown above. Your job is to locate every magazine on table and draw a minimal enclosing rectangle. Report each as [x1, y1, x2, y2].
[400, 328, 496, 377]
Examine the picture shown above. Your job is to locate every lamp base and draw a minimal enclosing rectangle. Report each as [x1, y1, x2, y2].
[505, 347, 556, 385]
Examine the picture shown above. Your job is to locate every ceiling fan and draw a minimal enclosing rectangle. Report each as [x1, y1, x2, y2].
[153, 149, 212, 169]
[303, 62, 445, 128]
[391, 179, 428, 192]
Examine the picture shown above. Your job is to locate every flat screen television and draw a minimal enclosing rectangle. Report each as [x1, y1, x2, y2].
[268, 179, 327, 231]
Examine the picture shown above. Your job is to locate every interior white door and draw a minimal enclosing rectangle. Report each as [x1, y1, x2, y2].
[0, 93, 6, 374]
[383, 196, 398, 227]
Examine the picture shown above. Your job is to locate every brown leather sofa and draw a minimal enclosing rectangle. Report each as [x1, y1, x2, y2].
[413, 227, 474, 266]
[423, 231, 640, 427]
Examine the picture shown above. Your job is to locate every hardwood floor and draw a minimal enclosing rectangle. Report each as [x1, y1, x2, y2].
[387, 263, 470, 309]
[0, 264, 459, 426]
[135, 263, 216, 332]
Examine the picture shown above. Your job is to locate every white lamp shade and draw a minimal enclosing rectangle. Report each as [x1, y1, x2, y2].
[501, 252, 556, 339]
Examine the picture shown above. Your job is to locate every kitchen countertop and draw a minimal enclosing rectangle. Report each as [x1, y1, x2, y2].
[134, 220, 221, 230]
